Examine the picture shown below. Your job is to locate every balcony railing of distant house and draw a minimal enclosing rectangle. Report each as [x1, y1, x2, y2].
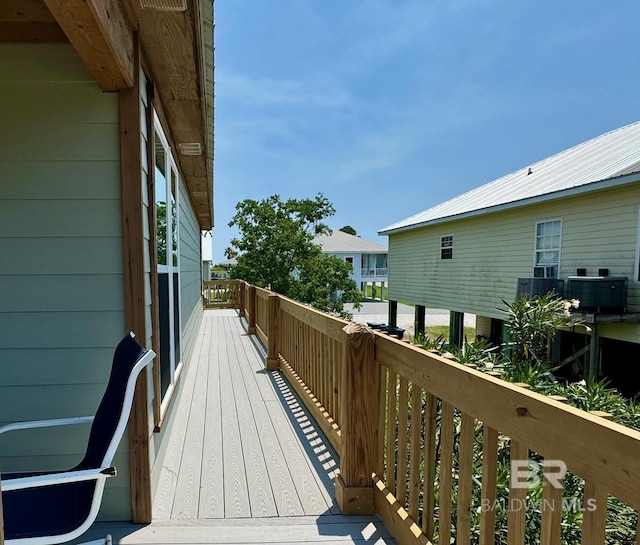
[236, 279, 640, 544]
[360, 267, 389, 278]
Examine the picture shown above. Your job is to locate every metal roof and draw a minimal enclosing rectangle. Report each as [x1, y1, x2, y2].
[380, 121, 640, 235]
[314, 230, 388, 253]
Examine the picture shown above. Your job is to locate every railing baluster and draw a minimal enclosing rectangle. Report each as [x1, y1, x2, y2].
[541, 462, 564, 545]
[422, 392, 437, 540]
[396, 376, 409, 506]
[581, 481, 607, 545]
[507, 440, 529, 545]
[376, 367, 387, 479]
[408, 383, 422, 521]
[438, 401, 455, 545]
[457, 411, 475, 545]
[315, 328, 321, 405]
[479, 425, 499, 545]
[385, 370, 397, 491]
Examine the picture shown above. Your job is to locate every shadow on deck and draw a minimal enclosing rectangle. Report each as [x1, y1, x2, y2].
[83, 309, 395, 544]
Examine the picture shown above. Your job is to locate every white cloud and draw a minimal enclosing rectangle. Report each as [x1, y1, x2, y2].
[217, 70, 352, 110]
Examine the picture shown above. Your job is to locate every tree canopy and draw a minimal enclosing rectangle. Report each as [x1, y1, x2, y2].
[339, 225, 357, 236]
[227, 194, 361, 317]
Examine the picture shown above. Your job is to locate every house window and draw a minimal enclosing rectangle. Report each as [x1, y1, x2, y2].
[345, 256, 354, 268]
[534, 220, 561, 278]
[440, 235, 453, 260]
[154, 114, 183, 417]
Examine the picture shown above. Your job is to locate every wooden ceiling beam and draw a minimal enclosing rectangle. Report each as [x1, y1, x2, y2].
[0, 21, 67, 42]
[0, 0, 56, 22]
[43, 0, 134, 91]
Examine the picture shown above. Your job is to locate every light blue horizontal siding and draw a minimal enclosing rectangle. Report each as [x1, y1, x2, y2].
[0, 347, 116, 386]
[0, 238, 123, 274]
[0, 44, 129, 520]
[178, 183, 203, 365]
[1, 275, 124, 312]
[0, 199, 122, 237]
[0, 160, 120, 199]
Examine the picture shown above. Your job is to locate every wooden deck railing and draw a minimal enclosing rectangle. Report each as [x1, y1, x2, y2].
[234, 280, 640, 545]
[203, 279, 238, 309]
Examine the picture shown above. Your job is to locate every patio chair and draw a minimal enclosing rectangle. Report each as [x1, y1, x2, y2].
[0, 332, 156, 545]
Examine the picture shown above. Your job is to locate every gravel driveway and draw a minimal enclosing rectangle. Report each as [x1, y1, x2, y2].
[344, 301, 475, 337]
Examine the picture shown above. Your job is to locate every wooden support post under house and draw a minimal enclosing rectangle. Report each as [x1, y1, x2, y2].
[415, 305, 426, 337]
[388, 300, 398, 328]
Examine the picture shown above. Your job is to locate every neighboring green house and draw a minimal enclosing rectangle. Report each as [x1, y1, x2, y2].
[379, 121, 640, 394]
[0, 1, 214, 525]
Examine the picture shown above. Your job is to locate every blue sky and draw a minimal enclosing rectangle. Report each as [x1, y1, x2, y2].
[210, 0, 639, 263]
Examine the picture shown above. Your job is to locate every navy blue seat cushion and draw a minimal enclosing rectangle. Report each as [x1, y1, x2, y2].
[2, 476, 95, 540]
[2, 334, 145, 540]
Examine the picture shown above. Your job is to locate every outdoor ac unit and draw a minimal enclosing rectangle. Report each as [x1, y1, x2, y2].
[516, 278, 564, 299]
[566, 276, 627, 313]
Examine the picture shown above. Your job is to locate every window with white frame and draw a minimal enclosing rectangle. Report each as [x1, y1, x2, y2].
[440, 235, 453, 260]
[534, 220, 561, 278]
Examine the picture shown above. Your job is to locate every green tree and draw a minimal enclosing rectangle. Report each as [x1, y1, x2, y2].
[339, 225, 357, 236]
[290, 253, 362, 317]
[227, 194, 362, 317]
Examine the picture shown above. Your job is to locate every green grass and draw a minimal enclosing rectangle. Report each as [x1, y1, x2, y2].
[363, 284, 389, 300]
[423, 325, 475, 342]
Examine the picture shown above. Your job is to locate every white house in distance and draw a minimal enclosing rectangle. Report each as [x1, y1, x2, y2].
[379, 121, 640, 395]
[201, 232, 213, 281]
[314, 230, 389, 299]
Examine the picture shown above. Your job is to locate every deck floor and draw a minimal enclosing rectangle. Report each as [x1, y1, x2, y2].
[88, 310, 394, 544]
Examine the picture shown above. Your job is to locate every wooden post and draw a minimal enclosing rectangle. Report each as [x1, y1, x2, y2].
[238, 281, 246, 317]
[449, 311, 464, 349]
[120, 33, 152, 523]
[588, 324, 600, 380]
[265, 294, 280, 371]
[388, 300, 398, 328]
[415, 305, 426, 337]
[247, 284, 257, 334]
[335, 323, 378, 515]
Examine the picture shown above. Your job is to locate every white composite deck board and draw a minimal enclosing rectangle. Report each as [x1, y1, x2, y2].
[234, 319, 278, 402]
[152, 320, 207, 520]
[226, 317, 338, 514]
[219, 317, 252, 518]
[227, 319, 306, 516]
[145, 310, 394, 544]
[171, 323, 210, 519]
[267, 372, 339, 515]
[88, 516, 395, 544]
[224, 317, 278, 517]
[198, 317, 224, 518]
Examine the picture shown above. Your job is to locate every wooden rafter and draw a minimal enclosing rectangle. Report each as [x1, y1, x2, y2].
[0, 0, 66, 42]
[43, 0, 135, 91]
